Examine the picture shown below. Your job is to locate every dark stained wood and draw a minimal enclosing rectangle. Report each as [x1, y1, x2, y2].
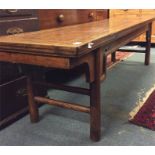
[102, 53, 107, 80]
[34, 96, 90, 113]
[0, 9, 37, 18]
[0, 107, 28, 130]
[0, 17, 39, 35]
[118, 49, 146, 53]
[111, 52, 116, 62]
[0, 52, 70, 69]
[90, 48, 101, 141]
[34, 81, 90, 96]
[145, 23, 152, 65]
[27, 76, 39, 123]
[0, 76, 28, 121]
[0, 9, 39, 129]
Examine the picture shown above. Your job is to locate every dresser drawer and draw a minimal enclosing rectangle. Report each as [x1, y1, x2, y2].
[0, 9, 37, 18]
[38, 9, 97, 29]
[0, 17, 39, 35]
[0, 62, 20, 84]
[0, 76, 28, 121]
[110, 9, 140, 17]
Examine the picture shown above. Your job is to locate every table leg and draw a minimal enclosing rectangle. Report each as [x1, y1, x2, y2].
[145, 23, 152, 65]
[103, 53, 107, 76]
[90, 48, 101, 141]
[27, 76, 39, 122]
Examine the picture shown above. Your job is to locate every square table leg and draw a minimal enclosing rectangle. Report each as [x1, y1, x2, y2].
[90, 48, 101, 141]
[145, 23, 152, 65]
[27, 76, 39, 123]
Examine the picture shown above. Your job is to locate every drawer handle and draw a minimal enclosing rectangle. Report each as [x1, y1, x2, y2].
[123, 9, 128, 12]
[16, 88, 27, 97]
[88, 12, 94, 19]
[5, 9, 18, 14]
[6, 27, 24, 35]
[104, 47, 110, 52]
[57, 14, 65, 22]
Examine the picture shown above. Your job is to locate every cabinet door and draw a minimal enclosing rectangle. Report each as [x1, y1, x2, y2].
[0, 18, 39, 35]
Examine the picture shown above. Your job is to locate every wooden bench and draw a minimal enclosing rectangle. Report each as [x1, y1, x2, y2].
[0, 16, 154, 141]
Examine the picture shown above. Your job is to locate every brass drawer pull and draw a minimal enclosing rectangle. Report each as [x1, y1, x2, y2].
[16, 88, 27, 97]
[57, 14, 65, 22]
[6, 27, 24, 35]
[5, 9, 18, 14]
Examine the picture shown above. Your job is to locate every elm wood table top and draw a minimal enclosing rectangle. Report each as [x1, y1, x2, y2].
[0, 15, 155, 58]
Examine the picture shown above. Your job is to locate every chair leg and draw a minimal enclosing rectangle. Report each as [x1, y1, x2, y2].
[27, 76, 39, 122]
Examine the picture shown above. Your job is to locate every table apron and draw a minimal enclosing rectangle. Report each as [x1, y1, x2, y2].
[0, 52, 70, 69]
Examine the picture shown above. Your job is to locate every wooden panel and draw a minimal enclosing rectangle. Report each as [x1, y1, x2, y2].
[0, 52, 70, 69]
[0, 17, 39, 35]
